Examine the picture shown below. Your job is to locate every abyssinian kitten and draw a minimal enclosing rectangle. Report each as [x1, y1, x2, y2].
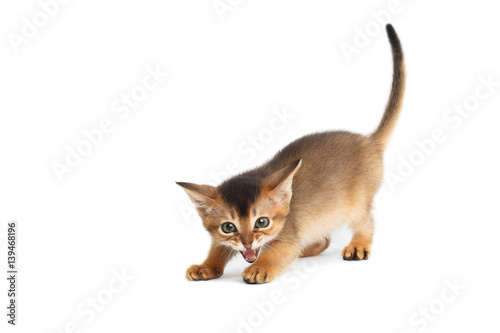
[178, 24, 405, 284]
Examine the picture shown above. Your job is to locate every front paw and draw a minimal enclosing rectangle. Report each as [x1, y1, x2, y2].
[242, 265, 275, 284]
[186, 264, 222, 281]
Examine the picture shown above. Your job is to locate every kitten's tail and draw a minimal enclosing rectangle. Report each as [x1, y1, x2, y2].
[370, 24, 406, 148]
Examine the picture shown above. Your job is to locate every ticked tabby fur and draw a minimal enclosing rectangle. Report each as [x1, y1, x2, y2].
[178, 24, 405, 284]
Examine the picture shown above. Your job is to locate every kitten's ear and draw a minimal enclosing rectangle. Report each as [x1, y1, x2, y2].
[176, 182, 220, 216]
[262, 159, 302, 206]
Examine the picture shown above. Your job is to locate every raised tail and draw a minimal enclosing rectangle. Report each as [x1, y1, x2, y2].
[370, 24, 406, 148]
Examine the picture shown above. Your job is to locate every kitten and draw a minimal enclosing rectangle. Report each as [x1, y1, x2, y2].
[178, 24, 405, 284]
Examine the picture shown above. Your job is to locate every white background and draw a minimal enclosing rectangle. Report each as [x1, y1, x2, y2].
[1, 0, 499, 332]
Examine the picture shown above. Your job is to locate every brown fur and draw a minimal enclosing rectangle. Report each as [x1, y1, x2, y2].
[178, 25, 406, 284]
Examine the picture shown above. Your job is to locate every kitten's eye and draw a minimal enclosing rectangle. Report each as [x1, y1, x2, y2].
[255, 217, 270, 228]
[221, 222, 236, 233]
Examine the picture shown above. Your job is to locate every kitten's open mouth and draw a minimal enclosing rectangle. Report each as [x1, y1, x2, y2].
[240, 247, 261, 263]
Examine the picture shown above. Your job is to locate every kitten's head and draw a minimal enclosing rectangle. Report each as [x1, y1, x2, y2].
[177, 159, 301, 263]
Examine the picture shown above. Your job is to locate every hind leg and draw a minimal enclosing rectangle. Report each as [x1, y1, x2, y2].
[300, 237, 331, 258]
[342, 212, 374, 261]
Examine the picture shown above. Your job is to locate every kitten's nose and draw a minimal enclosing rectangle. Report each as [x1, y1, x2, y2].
[241, 234, 254, 248]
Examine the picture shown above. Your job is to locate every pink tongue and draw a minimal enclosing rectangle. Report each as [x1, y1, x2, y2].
[242, 249, 257, 261]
